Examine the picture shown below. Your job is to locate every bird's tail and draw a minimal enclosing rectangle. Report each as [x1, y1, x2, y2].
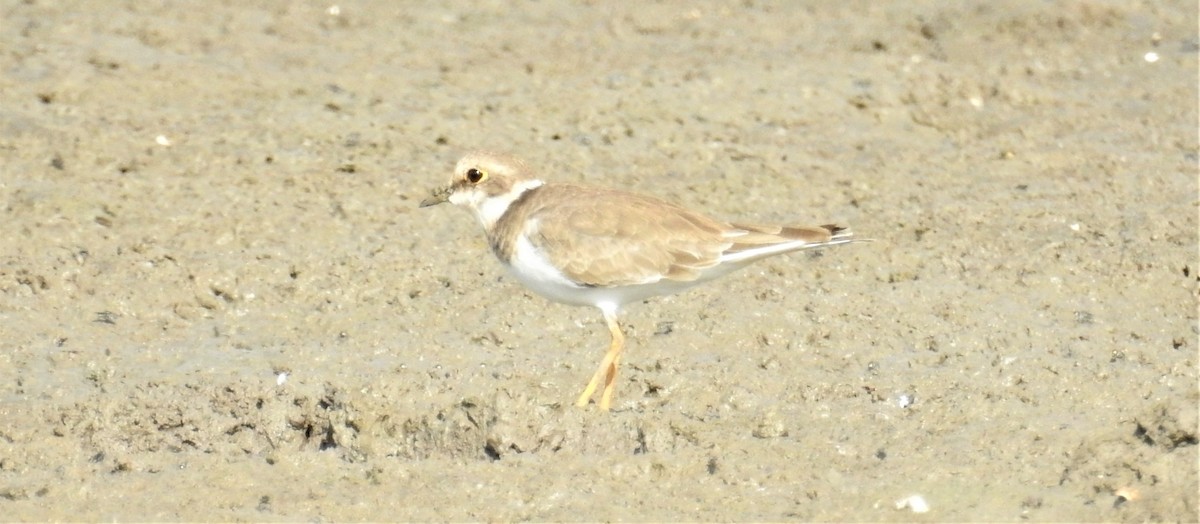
[719, 223, 859, 264]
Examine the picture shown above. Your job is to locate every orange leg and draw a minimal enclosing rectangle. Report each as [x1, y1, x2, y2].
[575, 308, 626, 411]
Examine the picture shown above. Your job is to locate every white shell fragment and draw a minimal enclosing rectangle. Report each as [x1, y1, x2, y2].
[895, 494, 930, 513]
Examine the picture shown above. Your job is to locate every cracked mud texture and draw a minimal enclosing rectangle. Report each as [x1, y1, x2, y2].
[1, 0, 1197, 521]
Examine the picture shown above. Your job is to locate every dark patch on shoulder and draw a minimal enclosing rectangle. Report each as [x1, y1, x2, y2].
[505, 183, 543, 215]
[488, 184, 546, 261]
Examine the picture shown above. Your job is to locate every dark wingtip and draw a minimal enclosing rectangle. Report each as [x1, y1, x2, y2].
[820, 224, 847, 235]
[820, 224, 854, 240]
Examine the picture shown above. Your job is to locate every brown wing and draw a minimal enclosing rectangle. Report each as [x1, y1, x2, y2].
[725, 223, 840, 253]
[523, 185, 732, 287]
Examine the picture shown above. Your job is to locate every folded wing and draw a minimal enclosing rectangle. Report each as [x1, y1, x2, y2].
[525, 186, 731, 287]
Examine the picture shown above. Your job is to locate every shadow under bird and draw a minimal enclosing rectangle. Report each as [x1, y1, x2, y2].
[420, 151, 863, 411]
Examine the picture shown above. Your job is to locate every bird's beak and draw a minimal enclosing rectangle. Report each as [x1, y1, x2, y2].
[419, 185, 452, 208]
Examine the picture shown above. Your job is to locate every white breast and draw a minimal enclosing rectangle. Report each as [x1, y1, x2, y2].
[505, 234, 596, 306]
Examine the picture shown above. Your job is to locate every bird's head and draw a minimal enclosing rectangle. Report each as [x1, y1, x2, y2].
[420, 151, 545, 230]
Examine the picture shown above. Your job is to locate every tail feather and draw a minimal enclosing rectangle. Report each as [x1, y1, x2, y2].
[721, 223, 857, 264]
[821, 223, 854, 242]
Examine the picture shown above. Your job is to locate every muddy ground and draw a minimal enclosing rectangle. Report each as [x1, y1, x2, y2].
[1, 0, 1197, 521]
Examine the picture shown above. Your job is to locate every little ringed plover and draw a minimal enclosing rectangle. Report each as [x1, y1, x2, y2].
[420, 151, 861, 411]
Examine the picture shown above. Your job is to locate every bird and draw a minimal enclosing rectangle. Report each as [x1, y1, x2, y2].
[420, 151, 861, 411]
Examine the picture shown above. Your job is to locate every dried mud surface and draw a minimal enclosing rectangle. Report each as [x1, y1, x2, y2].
[1, 1, 1197, 521]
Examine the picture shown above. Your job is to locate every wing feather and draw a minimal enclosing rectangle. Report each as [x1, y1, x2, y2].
[521, 185, 730, 287]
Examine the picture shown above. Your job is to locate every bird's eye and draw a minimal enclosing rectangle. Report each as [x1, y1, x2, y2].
[465, 168, 487, 184]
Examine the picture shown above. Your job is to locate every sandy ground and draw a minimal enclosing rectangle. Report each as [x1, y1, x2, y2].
[1, 0, 1197, 521]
